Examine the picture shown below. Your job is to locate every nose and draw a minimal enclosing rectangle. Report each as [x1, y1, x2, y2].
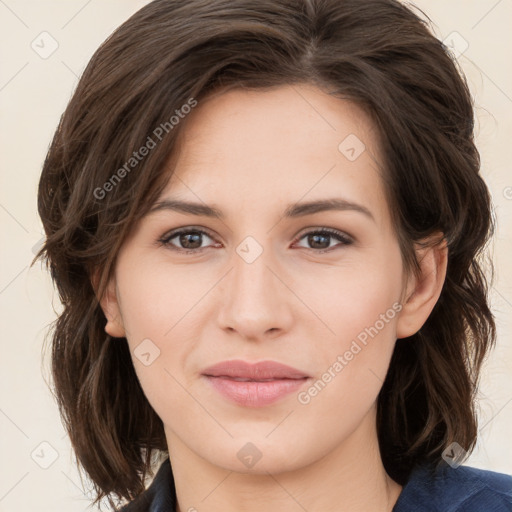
[216, 239, 294, 342]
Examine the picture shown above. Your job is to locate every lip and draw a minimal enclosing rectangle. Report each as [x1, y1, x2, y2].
[202, 360, 310, 407]
[202, 360, 309, 380]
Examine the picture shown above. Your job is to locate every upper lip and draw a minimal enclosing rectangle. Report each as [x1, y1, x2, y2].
[202, 360, 309, 380]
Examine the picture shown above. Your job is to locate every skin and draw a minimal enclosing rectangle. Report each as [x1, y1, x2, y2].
[98, 84, 447, 512]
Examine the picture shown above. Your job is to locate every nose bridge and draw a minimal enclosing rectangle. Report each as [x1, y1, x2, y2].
[235, 237, 272, 292]
[217, 234, 290, 337]
[231, 235, 278, 309]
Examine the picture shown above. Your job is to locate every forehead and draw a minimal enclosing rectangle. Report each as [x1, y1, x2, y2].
[161, 84, 390, 228]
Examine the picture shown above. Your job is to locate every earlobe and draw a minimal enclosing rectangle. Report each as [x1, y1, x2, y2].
[396, 235, 448, 339]
[91, 268, 127, 338]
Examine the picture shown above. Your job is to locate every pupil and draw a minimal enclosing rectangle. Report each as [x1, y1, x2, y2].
[180, 232, 202, 249]
[310, 233, 329, 249]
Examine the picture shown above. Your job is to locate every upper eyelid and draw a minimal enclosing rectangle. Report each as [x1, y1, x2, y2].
[160, 226, 216, 241]
[160, 226, 350, 237]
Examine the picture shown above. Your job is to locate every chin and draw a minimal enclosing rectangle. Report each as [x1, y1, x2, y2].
[191, 430, 323, 476]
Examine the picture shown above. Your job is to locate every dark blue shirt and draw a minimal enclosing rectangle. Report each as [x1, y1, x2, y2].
[393, 463, 512, 511]
[118, 457, 512, 511]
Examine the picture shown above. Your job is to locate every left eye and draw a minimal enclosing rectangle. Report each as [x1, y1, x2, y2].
[158, 227, 353, 254]
[293, 228, 353, 252]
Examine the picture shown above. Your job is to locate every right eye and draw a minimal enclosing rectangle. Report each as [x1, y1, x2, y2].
[158, 227, 221, 254]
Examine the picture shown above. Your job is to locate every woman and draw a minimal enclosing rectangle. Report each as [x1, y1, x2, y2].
[33, 0, 512, 511]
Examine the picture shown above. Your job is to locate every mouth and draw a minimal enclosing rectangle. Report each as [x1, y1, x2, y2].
[202, 360, 310, 407]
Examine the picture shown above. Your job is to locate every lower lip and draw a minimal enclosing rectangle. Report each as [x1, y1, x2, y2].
[204, 376, 309, 407]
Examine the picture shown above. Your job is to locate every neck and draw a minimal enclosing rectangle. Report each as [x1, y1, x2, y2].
[166, 407, 402, 512]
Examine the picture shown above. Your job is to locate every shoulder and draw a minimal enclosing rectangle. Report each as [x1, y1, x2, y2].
[116, 458, 175, 512]
[393, 462, 512, 512]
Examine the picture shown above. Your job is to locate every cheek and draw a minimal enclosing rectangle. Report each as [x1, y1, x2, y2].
[300, 253, 403, 348]
[296, 251, 402, 407]
[295, 291, 400, 446]
[118, 260, 213, 341]
[114, 260, 215, 411]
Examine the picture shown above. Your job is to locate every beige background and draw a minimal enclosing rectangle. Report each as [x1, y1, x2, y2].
[0, 0, 511, 510]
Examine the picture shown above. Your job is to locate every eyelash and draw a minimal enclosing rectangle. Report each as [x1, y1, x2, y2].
[157, 226, 353, 254]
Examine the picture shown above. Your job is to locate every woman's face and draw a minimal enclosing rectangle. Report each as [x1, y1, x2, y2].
[105, 84, 411, 474]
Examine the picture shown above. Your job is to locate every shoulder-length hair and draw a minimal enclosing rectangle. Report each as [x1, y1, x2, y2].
[33, 0, 496, 507]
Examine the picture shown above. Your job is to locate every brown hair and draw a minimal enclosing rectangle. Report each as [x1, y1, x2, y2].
[33, 0, 496, 508]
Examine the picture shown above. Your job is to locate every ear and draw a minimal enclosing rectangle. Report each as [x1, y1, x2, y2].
[396, 234, 448, 339]
[91, 268, 126, 338]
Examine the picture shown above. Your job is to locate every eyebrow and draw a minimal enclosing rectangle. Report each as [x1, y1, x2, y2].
[149, 197, 375, 222]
